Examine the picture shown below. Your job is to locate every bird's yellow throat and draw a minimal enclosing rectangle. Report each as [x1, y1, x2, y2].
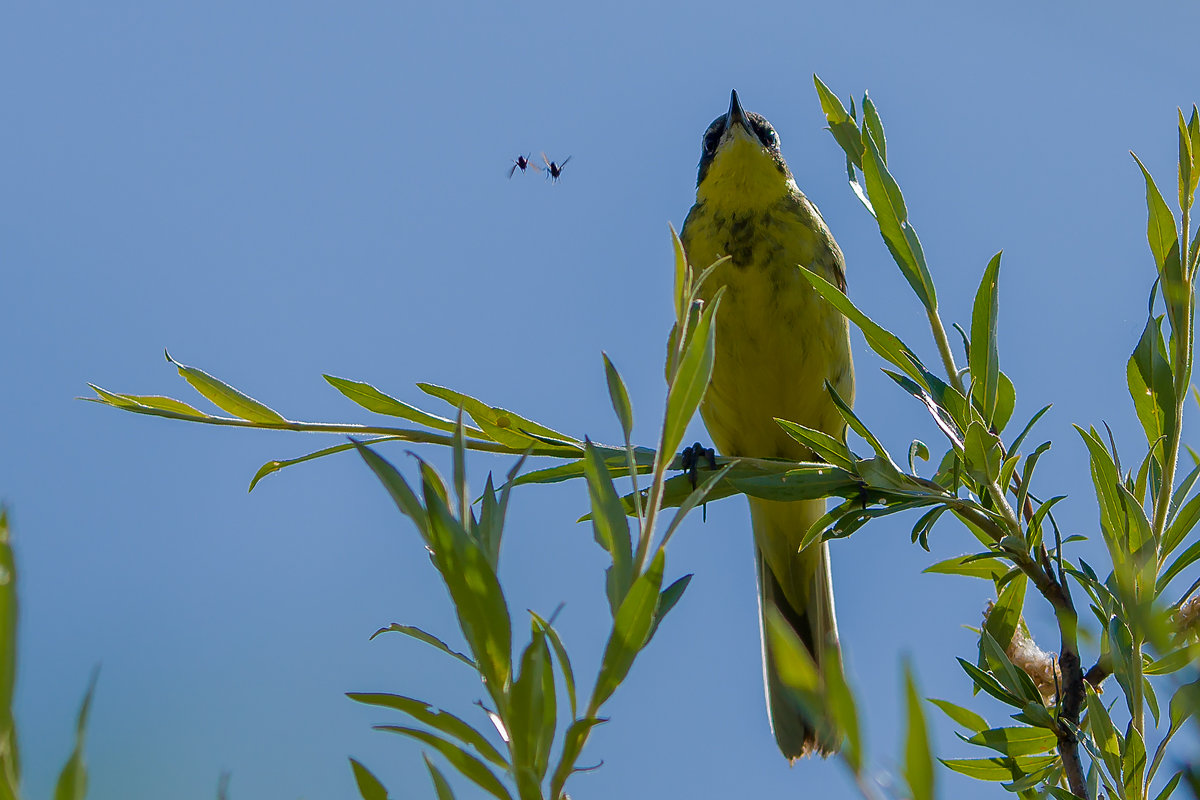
[696, 127, 794, 211]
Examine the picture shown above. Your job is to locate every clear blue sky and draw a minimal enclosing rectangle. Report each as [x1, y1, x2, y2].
[4, 3, 1199, 798]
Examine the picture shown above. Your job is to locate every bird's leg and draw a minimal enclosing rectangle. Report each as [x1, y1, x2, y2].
[679, 441, 718, 521]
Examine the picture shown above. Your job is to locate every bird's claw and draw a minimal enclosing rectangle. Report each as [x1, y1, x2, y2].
[680, 441, 718, 489]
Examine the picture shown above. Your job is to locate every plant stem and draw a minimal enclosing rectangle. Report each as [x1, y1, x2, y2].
[926, 306, 966, 396]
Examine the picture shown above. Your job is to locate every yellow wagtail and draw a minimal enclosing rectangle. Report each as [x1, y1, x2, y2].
[679, 90, 853, 760]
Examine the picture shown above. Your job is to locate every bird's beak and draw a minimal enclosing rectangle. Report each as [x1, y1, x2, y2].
[726, 90, 752, 136]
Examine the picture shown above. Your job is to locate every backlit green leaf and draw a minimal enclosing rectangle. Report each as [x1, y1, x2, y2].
[924, 555, 1008, 581]
[590, 550, 665, 713]
[970, 253, 1002, 425]
[662, 290, 724, 461]
[166, 351, 287, 423]
[377, 727, 512, 800]
[583, 439, 634, 615]
[928, 698, 988, 733]
[346, 693, 507, 768]
[939, 755, 1058, 781]
[965, 726, 1056, 757]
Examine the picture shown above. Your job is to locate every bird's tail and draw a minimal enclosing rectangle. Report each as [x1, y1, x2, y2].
[751, 496, 841, 760]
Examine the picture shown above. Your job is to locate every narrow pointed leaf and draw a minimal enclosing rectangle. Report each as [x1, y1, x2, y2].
[662, 290, 724, 460]
[965, 727, 1056, 757]
[602, 353, 634, 441]
[349, 758, 390, 800]
[590, 550, 665, 713]
[53, 669, 98, 800]
[970, 253, 1002, 424]
[346, 693, 507, 768]
[377, 727, 512, 800]
[370, 624, 476, 668]
[165, 351, 287, 423]
[424, 755, 457, 800]
[325, 375, 476, 434]
[583, 439, 635, 615]
[928, 698, 988, 733]
[904, 661, 935, 800]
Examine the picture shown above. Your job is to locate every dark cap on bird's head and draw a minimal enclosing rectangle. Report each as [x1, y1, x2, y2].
[696, 90, 789, 187]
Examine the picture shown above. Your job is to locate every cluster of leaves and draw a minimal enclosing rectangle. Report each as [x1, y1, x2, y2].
[0, 507, 99, 800]
[800, 76, 1200, 799]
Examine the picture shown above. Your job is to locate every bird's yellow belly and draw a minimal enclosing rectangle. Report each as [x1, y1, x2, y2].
[684, 216, 853, 462]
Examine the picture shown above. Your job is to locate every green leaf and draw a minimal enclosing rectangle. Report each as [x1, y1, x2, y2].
[862, 93, 886, 164]
[1009, 404, 1052, 455]
[589, 550, 665, 713]
[353, 443, 432, 544]
[1127, 314, 1176, 458]
[250, 437, 403, 492]
[102, 391, 207, 417]
[349, 758, 390, 800]
[861, 130, 937, 310]
[1133, 154, 1186, 328]
[346, 693, 507, 768]
[994, 371, 1016, 433]
[970, 253, 1002, 425]
[420, 471, 513, 705]
[512, 447, 654, 489]
[548, 718, 606, 800]
[904, 661, 935, 800]
[798, 268, 928, 386]
[1123, 724, 1146, 800]
[671, 224, 689, 323]
[939, 755, 1058, 781]
[164, 351, 287, 423]
[508, 630, 555, 779]
[424, 754, 457, 800]
[377, 727, 512, 800]
[964, 420, 1002, 485]
[764, 607, 831, 741]
[1180, 108, 1198, 217]
[325, 375, 475, 434]
[824, 646, 862, 774]
[0, 510, 16, 795]
[957, 658, 1024, 709]
[775, 419, 857, 471]
[1162, 494, 1200, 567]
[1161, 538, 1200, 596]
[965, 727, 1056, 757]
[928, 698, 988, 733]
[662, 289, 724, 460]
[418, 383, 579, 449]
[883, 370, 965, 450]
[583, 440, 634, 615]
[602, 353, 634, 442]
[1014, 701, 1058, 731]
[984, 572, 1027, 651]
[647, 574, 692, 644]
[1135, 153, 1182, 276]
[530, 612, 577, 720]
[370, 623, 476, 668]
[812, 75, 864, 170]
[1152, 771, 1182, 800]
[53, 668, 98, 800]
[979, 630, 1042, 706]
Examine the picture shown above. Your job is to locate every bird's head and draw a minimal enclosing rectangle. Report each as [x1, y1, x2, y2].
[695, 90, 794, 208]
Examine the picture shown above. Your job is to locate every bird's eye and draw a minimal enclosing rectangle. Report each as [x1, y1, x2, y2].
[754, 123, 778, 149]
[703, 131, 719, 155]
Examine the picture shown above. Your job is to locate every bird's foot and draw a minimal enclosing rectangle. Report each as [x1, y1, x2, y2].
[679, 441, 718, 521]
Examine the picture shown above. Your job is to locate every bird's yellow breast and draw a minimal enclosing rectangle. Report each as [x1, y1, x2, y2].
[681, 187, 853, 462]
